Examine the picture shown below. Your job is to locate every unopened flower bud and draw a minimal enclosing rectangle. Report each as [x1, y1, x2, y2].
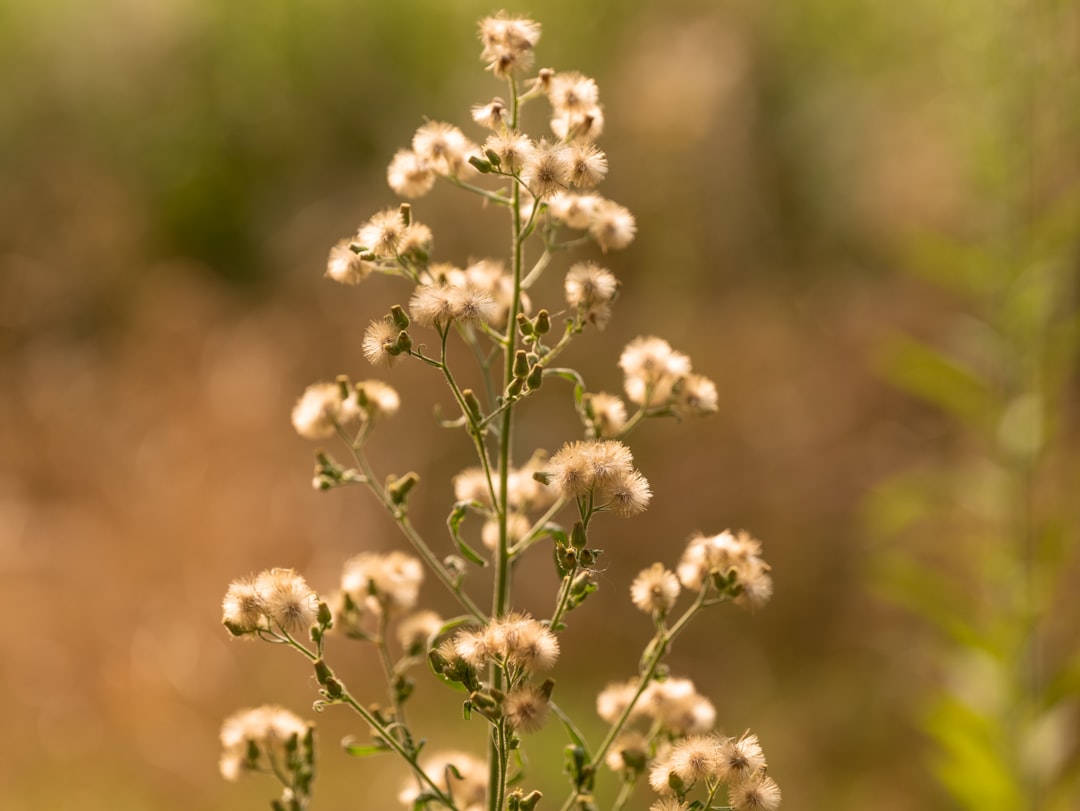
[388, 472, 420, 505]
[507, 377, 525, 398]
[468, 155, 494, 173]
[526, 363, 544, 390]
[513, 350, 530, 379]
[390, 330, 412, 355]
[398, 202, 412, 226]
[390, 305, 410, 330]
[460, 390, 483, 423]
[517, 312, 534, 336]
[314, 659, 333, 685]
[570, 521, 587, 549]
[534, 309, 551, 334]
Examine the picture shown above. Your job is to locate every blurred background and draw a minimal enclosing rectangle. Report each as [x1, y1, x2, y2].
[2, 0, 1078, 809]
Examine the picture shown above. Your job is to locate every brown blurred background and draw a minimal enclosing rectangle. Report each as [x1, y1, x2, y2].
[2, 0, 1077, 809]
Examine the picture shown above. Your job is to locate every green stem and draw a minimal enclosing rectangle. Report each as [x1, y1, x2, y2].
[509, 496, 568, 557]
[487, 71, 524, 811]
[343, 432, 485, 621]
[549, 564, 579, 630]
[559, 589, 711, 811]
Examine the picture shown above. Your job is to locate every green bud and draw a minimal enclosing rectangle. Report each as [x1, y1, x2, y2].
[398, 202, 412, 226]
[507, 377, 525, 398]
[468, 155, 493, 173]
[516, 312, 534, 336]
[462, 389, 484, 422]
[324, 677, 344, 699]
[535, 309, 551, 335]
[520, 790, 543, 811]
[390, 330, 412, 355]
[570, 521, 588, 549]
[513, 350, 530, 379]
[526, 363, 544, 390]
[317, 601, 333, 628]
[485, 148, 502, 167]
[335, 374, 351, 400]
[390, 305, 410, 330]
[388, 471, 420, 505]
[314, 659, 333, 685]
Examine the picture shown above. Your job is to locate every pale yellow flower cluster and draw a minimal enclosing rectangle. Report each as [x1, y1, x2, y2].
[598, 676, 716, 740]
[545, 439, 652, 516]
[648, 733, 780, 811]
[219, 705, 311, 781]
[620, 336, 718, 416]
[398, 750, 487, 811]
[678, 530, 773, 610]
[222, 568, 320, 637]
[290, 378, 400, 440]
[341, 551, 424, 616]
[451, 612, 560, 674]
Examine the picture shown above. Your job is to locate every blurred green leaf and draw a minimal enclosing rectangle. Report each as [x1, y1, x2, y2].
[875, 333, 997, 428]
[925, 695, 1023, 811]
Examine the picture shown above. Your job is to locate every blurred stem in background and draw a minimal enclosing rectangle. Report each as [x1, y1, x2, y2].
[869, 1, 1080, 809]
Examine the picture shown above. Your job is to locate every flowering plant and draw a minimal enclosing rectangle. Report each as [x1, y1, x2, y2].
[220, 13, 781, 811]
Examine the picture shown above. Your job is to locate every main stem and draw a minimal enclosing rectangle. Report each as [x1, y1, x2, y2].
[488, 75, 525, 811]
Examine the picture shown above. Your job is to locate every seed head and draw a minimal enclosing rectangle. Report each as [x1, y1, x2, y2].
[630, 563, 681, 615]
[254, 568, 319, 636]
[326, 238, 372, 284]
[387, 149, 436, 198]
[588, 199, 636, 251]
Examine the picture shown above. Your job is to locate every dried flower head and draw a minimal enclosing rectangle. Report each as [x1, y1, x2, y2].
[412, 121, 477, 177]
[504, 682, 552, 733]
[619, 336, 693, 407]
[650, 799, 690, 811]
[291, 382, 345, 439]
[400, 751, 487, 811]
[673, 373, 719, 417]
[669, 734, 722, 786]
[605, 730, 649, 773]
[551, 104, 605, 143]
[641, 677, 716, 734]
[728, 770, 782, 811]
[357, 208, 408, 258]
[479, 613, 560, 672]
[219, 705, 309, 781]
[483, 131, 536, 173]
[326, 238, 373, 284]
[363, 318, 403, 367]
[547, 71, 599, 115]
[254, 568, 319, 636]
[584, 392, 628, 438]
[471, 97, 509, 130]
[342, 551, 423, 615]
[568, 142, 608, 188]
[387, 149, 437, 198]
[354, 380, 401, 420]
[718, 732, 768, 783]
[546, 439, 638, 499]
[596, 679, 642, 724]
[603, 470, 653, 516]
[630, 563, 681, 615]
[222, 576, 266, 635]
[397, 610, 443, 654]
[520, 139, 572, 200]
[565, 262, 619, 329]
[478, 13, 541, 77]
[589, 198, 636, 251]
[547, 191, 601, 229]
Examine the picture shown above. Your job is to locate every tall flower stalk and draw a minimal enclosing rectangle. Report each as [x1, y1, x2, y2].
[220, 13, 780, 811]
